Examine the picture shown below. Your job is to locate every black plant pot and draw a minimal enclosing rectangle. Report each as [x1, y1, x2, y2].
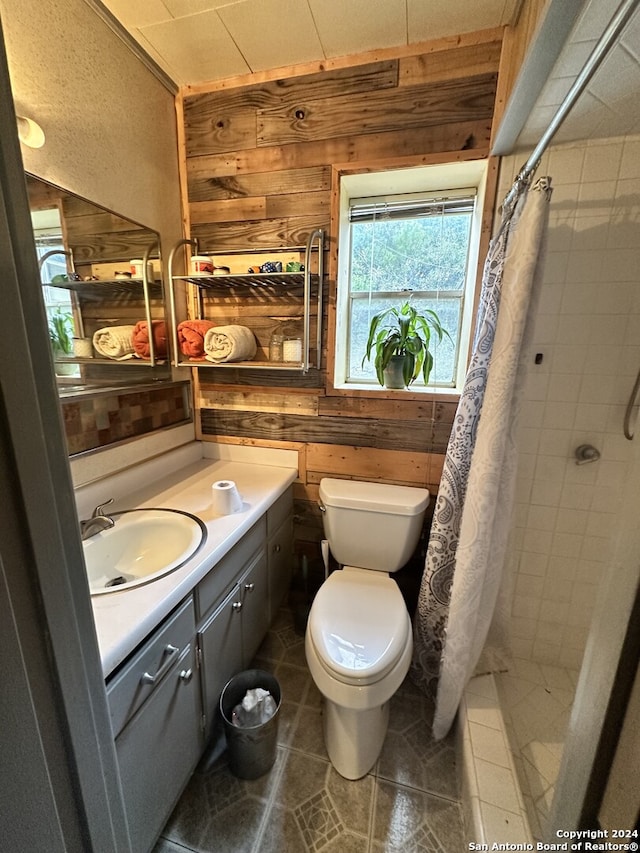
[382, 355, 406, 389]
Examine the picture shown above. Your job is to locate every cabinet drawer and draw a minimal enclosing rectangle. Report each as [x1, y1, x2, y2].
[107, 597, 195, 738]
[197, 516, 266, 621]
[267, 487, 293, 537]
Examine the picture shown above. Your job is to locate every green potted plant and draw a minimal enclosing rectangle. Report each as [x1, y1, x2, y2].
[362, 300, 450, 389]
[48, 309, 75, 375]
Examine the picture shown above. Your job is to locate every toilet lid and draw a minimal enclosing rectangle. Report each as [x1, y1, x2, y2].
[308, 568, 410, 686]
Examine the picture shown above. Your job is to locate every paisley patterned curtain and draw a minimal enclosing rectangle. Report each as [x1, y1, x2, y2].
[411, 177, 553, 740]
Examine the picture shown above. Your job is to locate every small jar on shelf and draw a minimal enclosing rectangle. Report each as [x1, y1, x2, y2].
[269, 317, 303, 363]
[269, 317, 287, 362]
[282, 318, 303, 363]
[269, 324, 284, 362]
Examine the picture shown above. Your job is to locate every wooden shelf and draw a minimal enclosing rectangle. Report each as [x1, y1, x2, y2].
[183, 358, 307, 371]
[175, 272, 305, 285]
[168, 229, 324, 374]
[54, 356, 167, 367]
[172, 273, 319, 299]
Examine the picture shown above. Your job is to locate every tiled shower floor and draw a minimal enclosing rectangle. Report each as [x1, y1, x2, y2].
[154, 607, 464, 853]
[495, 660, 579, 840]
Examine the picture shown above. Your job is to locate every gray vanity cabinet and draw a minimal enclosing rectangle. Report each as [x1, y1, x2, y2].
[267, 488, 294, 621]
[105, 489, 294, 851]
[108, 598, 201, 853]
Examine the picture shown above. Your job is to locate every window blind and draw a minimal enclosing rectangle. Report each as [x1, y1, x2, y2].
[349, 194, 476, 223]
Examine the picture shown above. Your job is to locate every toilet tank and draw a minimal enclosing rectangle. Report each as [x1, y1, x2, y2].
[319, 478, 430, 572]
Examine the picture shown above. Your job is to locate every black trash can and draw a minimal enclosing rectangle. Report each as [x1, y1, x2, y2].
[219, 669, 281, 780]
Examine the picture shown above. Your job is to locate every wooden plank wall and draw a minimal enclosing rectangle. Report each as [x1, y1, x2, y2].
[25, 176, 155, 263]
[179, 32, 503, 559]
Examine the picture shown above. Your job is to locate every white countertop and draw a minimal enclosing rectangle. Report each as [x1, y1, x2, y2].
[90, 457, 297, 677]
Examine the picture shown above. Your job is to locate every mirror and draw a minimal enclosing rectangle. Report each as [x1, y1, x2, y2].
[26, 174, 172, 397]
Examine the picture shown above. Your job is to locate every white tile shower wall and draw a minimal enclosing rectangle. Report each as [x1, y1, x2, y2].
[498, 134, 640, 669]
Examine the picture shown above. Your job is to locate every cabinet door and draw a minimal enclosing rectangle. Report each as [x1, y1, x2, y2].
[198, 584, 243, 740]
[115, 644, 201, 853]
[196, 517, 265, 621]
[268, 517, 293, 622]
[241, 550, 269, 667]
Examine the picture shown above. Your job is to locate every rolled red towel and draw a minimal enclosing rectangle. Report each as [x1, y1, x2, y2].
[133, 320, 167, 359]
[177, 319, 215, 358]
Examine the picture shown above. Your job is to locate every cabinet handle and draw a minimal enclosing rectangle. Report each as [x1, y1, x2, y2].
[244, 582, 255, 593]
[272, 544, 281, 553]
[179, 668, 193, 683]
[141, 644, 179, 685]
[232, 601, 243, 612]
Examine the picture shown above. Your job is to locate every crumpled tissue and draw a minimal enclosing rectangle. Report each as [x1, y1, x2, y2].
[231, 687, 277, 727]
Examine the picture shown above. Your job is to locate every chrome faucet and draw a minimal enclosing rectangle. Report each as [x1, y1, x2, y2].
[80, 499, 115, 540]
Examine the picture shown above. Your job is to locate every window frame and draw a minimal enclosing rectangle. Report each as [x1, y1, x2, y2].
[346, 188, 475, 388]
[326, 155, 496, 401]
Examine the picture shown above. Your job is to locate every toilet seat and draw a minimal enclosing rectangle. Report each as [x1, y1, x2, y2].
[308, 567, 410, 687]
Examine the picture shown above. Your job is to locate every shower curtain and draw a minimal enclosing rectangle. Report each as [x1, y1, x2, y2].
[412, 176, 552, 740]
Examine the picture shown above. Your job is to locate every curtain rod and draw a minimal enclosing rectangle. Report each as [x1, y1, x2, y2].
[504, 0, 640, 208]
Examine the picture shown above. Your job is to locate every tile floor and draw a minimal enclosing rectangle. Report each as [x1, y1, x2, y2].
[154, 607, 464, 853]
[495, 659, 579, 840]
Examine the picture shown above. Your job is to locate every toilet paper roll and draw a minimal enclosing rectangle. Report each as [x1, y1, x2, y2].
[211, 480, 243, 515]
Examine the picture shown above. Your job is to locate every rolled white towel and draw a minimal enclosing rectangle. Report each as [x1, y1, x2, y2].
[92, 325, 136, 360]
[204, 325, 257, 363]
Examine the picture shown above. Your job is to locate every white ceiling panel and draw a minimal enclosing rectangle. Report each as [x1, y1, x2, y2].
[553, 93, 619, 142]
[571, 0, 620, 43]
[552, 39, 598, 78]
[309, 0, 407, 59]
[162, 0, 240, 16]
[133, 30, 183, 82]
[140, 10, 250, 84]
[407, 0, 511, 43]
[536, 76, 575, 109]
[620, 7, 640, 59]
[100, 0, 173, 29]
[218, 0, 325, 72]
[589, 46, 640, 104]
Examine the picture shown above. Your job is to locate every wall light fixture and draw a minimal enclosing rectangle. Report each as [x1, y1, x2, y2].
[16, 115, 45, 148]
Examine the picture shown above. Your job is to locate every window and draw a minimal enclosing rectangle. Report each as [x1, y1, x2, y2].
[31, 207, 80, 380]
[31, 208, 74, 324]
[333, 161, 488, 394]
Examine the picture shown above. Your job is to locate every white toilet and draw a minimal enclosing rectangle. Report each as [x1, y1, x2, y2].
[305, 477, 430, 779]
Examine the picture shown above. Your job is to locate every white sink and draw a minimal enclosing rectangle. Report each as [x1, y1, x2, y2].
[84, 508, 207, 595]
